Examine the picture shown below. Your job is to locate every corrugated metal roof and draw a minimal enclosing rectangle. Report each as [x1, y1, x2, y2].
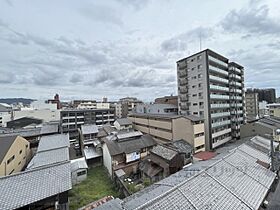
[71, 157, 88, 171]
[0, 162, 71, 210]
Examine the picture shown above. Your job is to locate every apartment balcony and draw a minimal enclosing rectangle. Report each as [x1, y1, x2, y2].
[210, 104, 230, 109]
[178, 70, 187, 77]
[180, 95, 188, 101]
[209, 65, 228, 77]
[230, 96, 243, 100]
[178, 62, 187, 69]
[230, 74, 242, 81]
[212, 128, 232, 138]
[231, 117, 244, 122]
[208, 56, 228, 68]
[230, 81, 242, 87]
[212, 120, 231, 128]
[179, 87, 188, 93]
[180, 105, 188, 110]
[179, 78, 188, 85]
[210, 85, 229, 92]
[213, 136, 232, 148]
[210, 94, 230, 100]
[209, 75, 228, 84]
[231, 110, 243, 115]
[211, 112, 231, 118]
[230, 89, 242, 93]
[230, 67, 242, 74]
[231, 103, 243, 107]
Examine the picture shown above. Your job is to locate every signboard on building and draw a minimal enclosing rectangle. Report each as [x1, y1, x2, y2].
[126, 151, 140, 163]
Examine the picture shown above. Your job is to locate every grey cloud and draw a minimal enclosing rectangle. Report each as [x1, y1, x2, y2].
[79, 4, 123, 26]
[117, 0, 149, 10]
[70, 73, 83, 84]
[32, 67, 63, 86]
[221, 2, 280, 36]
[161, 27, 213, 52]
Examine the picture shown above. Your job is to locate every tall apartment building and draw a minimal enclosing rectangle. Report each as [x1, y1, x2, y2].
[247, 88, 276, 103]
[177, 49, 244, 150]
[245, 91, 259, 119]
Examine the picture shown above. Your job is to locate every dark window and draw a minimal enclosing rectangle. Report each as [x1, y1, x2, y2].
[9, 169, 15, 175]
[77, 170, 87, 176]
[7, 155, 15, 164]
[19, 150, 22, 154]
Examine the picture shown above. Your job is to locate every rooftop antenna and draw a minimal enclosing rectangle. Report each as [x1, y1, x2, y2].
[199, 30, 202, 51]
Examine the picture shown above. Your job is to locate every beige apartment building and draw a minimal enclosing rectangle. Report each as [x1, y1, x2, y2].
[128, 113, 205, 152]
[0, 135, 31, 176]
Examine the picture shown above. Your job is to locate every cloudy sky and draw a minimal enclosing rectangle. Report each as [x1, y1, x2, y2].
[0, 0, 279, 101]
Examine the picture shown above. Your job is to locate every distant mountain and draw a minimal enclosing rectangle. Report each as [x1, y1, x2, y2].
[0, 98, 36, 105]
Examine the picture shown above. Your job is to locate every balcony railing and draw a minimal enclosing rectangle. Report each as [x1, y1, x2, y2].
[209, 75, 228, 84]
[210, 104, 230, 109]
[208, 56, 228, 68]
[179, 87, 188, 93]
[209, 65, 228, 76]
[211, 112, 231, 118]
[230, 96, 243, 100]
[210, 85, 229, 92]
[210, 94, 230, 100]
[179, 78, 188, 85]
[212, 120, 231, 128]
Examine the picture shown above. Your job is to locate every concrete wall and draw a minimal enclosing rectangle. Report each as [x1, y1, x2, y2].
[0, 136, 31, 176]
[102, 144, 112, 177]
[240, 123, 273, 139]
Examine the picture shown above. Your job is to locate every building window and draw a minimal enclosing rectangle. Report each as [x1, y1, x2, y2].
[25, 145, 28, 149]
[197, 55, 202, 60]
[77, 170, 87, 176]
[9, 169, 15, 175]
[19, 150, 22, 154]
[18, 161, 21, 165]
[198, 73, 202, 78]
[198, 65, 202, 69]
[7, 155, 15, 165]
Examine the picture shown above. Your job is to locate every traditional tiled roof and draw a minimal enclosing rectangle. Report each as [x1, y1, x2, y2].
[150, 145, 178, 161]
[0, 162, 71, 210]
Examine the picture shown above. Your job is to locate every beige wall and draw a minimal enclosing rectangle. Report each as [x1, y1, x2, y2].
[0, 136, 31, 176]
[148, 119, 172, 130]
[269, 108, 280, 118]
[129, 115, 205, 152]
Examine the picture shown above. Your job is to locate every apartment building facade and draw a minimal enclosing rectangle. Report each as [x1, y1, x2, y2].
[60, 109, 115, 134]
[177, 49, 244, 150]
[245, 91, 259, 119]
[128, 113, 205, 152]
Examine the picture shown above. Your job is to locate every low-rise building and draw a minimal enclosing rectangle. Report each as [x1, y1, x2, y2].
[134, 103, 178, 115]
[128, 113, 205, 152]
[154, 95, 178, 106]
[114, 118, 133, 131]
[95, 135, 278, 210]
[115, 97, 143, 118]
[71, 157, 88, 185]
[102, 131, 156, 178]
[0, 135, 31, 176]
[267, 103, 280, 118]
[241, 116, 280, 141]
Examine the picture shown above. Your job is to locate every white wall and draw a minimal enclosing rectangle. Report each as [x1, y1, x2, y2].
[102, 144, 112, 177]
[13, 109, 60, 122]
[30, 100, 57, 110]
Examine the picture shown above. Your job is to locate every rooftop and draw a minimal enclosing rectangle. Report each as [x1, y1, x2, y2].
[193, 151, 216, 161]
[82, 124, 99, 135]
[37, 133, 69, 152]
[104, 134, 156, 156]
[150, 145, 178, 161]
[97, 135, 277, 210]
[0, 135, 18, 163]
[115, 118, 133, 126]
[40, 123, 59, 135]
[0, 162, 72, 210]
[129, 113, 203, 122]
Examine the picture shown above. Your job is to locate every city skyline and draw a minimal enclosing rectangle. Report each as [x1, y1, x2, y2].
[0, 0, 280, 101]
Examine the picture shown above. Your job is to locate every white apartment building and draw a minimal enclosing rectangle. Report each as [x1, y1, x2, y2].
[177, 49, 245, 150]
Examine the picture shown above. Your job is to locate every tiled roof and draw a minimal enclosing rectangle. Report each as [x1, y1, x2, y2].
[103, 135, 276, 210]
[38, 133, 69, 152]
[150, 145, 178, 161]
[115, 118, 132, 126]
[0, 162, 71, 210]
[82, 124, 99, 135]
[27, 147, 69, 169]
[40, 123, 59, 135]
[71, 157, 88, 171]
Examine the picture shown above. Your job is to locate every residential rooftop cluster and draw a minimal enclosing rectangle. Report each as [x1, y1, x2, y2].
[0, 49, 280, 210]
